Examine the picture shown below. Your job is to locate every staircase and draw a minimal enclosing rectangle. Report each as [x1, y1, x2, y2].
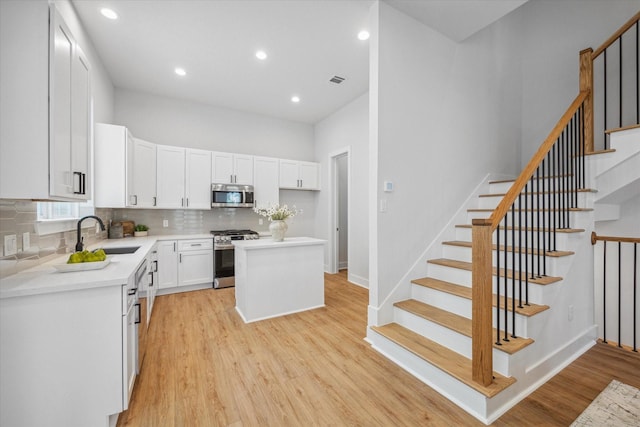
[366, 12, 640, 424]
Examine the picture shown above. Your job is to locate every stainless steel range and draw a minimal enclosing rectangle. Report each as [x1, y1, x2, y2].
[211, 229, 259, 288]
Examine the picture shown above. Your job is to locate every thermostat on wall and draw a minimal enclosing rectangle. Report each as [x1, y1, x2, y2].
[384, 181, 394, 192]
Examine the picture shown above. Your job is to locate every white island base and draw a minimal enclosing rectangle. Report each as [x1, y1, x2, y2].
[233, 237, 326, 323]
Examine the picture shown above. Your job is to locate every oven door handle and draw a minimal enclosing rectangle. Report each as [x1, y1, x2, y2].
[214, 246, 235, 251]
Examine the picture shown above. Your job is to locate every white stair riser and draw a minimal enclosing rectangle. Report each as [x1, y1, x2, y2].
[466, 210, 588, 228]
[426, 263, 553, 303]
[442, 244, 568, 273]
[477, 192, 590, 210]
[454, 227, 581, 248]
[410, 284, 531, 337]
[488, 177, 587, 195]
[368, 329, 489, 421]
[393, 309, 512, 376]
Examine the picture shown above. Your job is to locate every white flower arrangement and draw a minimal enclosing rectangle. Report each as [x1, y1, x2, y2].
[253, 204, 301, 221]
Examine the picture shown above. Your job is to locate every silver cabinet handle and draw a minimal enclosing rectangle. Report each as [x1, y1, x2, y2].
[186, 198, 189, 207]
[153, 196, 156, 206]
[179, 253, 182, 263]
[173, 242, 176, 252]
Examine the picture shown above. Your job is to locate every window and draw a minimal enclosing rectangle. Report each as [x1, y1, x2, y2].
[36, 201, 94, 235]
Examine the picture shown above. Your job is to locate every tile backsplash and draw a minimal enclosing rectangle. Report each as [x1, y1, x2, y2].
[0, 200, 113, 278]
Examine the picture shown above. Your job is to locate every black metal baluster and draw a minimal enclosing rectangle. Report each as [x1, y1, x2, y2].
[496, 224, 501, 346]
[511, 204, 517, 338]
[503, 213, 509, 342]
[542, 158, 547, 277]
[603, 241, 608, 343]
[604, 49, 608, 149]
[634, 242, 637, 352]
[572, 114, 578, 208]
[565, 124, 571, 229]
[525, 182, 530, 306]
[637, 22, 639, 125]
[618, 241, 622, 348]
[519, 193, 524, 309]
[552, 139, 557, 252]
[619, 36, 623, 129]
[536, 167, 541, 278]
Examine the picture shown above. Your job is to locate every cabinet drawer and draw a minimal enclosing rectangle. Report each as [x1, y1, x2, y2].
[178, 239, 213, 251]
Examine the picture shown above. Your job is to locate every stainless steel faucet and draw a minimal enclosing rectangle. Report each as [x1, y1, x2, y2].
[76, 215, 106, 252]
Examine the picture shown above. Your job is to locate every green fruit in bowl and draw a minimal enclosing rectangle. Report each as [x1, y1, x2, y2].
[66, 249, 107, 264]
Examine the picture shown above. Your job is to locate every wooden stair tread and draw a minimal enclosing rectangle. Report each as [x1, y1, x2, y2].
[604, 123, 640, 133]
[586, 148, 616, 155]
[443, 240, 574, 257]
[394, 299, 534, 355]
[411, 277, 549, 317]
[467, 207, 592, 213]
[370, 323, 516, 398]
[479, 188, 595, 197]
[456, 224, 585, 233]
[428, 258, 562, 285]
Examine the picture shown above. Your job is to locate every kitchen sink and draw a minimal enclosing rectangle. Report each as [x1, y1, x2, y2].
[101, 246, 141, 255]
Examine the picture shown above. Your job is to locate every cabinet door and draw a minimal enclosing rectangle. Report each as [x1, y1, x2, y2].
[178, 250, 214, 286]
[233, 154, 254, 185]
[95, 124, 127, 208]
[299, 161, 320, 190]
[70, 46, 90, 199]
[253, 156, 279, 208]
[157, 240, 178, 289]
[130, 138, 157, 208]
[185, 148, 212, 209]
[211, 151, 234, 184]
[279, 159, 300, 189]
[156, 145, 186, 208]
[49, 10, 74, 198]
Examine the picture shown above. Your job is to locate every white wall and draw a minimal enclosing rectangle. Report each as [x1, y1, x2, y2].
[314, 93, 370, 286]
[369, 2, 523, 313]
[114, 89, 315, 160]
[518, 0, 640, 164]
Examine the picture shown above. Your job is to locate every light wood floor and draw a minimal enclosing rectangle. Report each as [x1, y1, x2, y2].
[118, 271, 640, 426]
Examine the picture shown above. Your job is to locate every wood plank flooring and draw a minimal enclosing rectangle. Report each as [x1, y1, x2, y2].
[118, 271, 640, 426]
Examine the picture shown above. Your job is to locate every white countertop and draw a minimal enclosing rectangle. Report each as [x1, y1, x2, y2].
[0, 234, 213, 299]
[233, 236, 326, 250]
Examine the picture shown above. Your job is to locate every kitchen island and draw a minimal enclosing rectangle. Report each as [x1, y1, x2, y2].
[233, 237, 326, 323]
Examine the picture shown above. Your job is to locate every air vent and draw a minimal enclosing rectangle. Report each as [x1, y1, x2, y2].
[329, 75, 345, 84]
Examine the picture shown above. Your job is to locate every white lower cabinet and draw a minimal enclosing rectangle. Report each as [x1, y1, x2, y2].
[158, 239, 213, 291]
[157, 240, 178, 289]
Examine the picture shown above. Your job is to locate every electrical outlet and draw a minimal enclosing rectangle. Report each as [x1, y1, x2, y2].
[379, 199, 387, 212]
[259, 218, 263, 225]
[22, 232, 30, 251]
[4, 234, 17, 256]
[568, 304, 574, 321]
[163, 219, 169, 228]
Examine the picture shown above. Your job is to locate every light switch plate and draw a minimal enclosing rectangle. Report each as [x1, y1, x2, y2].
[4, 234, 17, 256]
[22, 232, 30, 251]
[163, 219, 169, 228]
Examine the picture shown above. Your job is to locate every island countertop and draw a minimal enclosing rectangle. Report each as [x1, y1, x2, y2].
[232, 236, 326, 250]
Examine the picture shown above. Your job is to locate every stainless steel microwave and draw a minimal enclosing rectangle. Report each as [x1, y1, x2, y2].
[211, 183, 254, 208]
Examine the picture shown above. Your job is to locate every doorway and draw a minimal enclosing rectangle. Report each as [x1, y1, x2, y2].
[329, 148, 350, 275]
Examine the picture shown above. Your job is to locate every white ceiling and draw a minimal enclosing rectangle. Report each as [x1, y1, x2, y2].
[72, 0, 527, 125]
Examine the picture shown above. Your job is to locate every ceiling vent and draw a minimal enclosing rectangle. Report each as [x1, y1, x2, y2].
[329, 75, 345, 84]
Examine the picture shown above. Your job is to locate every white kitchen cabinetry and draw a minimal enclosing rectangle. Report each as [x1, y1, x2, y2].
[185, 149, 212, 209]
[128, 138, 157, 207]
[156, 145, 186, 208]
[157, 146, 211, 209]
[157, 240, 179, 289]
[253, 156, 280, 208]
[0, 2, 91, 200]
[178, 239, 214, 287]
[212, 152, 254, 185]
[95, 124, 157, 208]
[279, 160, 320, 190]
[0, 285, 124, 426]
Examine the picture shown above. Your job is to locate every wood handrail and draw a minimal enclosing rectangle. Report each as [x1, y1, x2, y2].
[591, 232, 640, 245]
[487, 91, 589, 230]
[592, 11, 640, 58]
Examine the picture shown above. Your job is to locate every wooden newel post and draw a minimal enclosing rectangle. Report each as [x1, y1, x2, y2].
[471, 218, 494, 386]
[580, 48, 594, 153]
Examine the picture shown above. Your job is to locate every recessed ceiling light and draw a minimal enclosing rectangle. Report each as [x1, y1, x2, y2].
[174, 67, 186, 77]
[357, 30, 370, 41]
[255, 50, 268, 60]
[291, 96, 300, 103]
[100, 8, 118, 20]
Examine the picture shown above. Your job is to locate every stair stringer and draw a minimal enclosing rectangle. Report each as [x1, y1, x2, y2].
[366, 172, 600, 424]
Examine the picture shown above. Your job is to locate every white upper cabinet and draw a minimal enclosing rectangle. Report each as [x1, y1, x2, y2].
[253, 156, 280, 208]
[279, 159, 320, 190]
[212, 152, 253, 185]
[185, 148, 212, 209]
[128, 138, 157, 208]
[156, 145, 186, 209]
[0, 2, 91, 200]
